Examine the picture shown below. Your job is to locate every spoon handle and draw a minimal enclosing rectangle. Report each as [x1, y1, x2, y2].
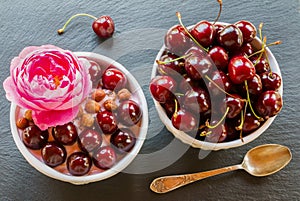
[150, 164, 242, 193]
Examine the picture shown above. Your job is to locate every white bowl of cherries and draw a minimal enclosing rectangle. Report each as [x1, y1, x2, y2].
[11, 52, 148, 184]
[150, 10, 283, 150]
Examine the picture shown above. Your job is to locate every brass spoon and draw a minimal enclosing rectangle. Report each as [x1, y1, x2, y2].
[150, 144, 292, 194]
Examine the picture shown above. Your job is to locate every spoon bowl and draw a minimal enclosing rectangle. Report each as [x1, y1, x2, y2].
[150, 144, 292, 193]
[242, 144, 292, 177]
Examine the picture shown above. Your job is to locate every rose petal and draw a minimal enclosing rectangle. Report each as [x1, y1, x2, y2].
[32, 106, 79, 130]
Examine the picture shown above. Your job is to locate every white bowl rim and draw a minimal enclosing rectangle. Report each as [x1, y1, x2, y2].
[10, 52, 149, 184]
[151, 23, 283, 150]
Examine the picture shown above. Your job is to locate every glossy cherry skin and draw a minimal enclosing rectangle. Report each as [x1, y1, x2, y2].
[185, 46, 206, 57]
[190, 20, 216, 47]
[203, 121, 228, 143]
[171, 109, 198, 133]
[117, 100, 142, 126]
[93, 146, 117, 170]
[157, 53, 185, 76]
[235, 20, 257, 43]
[92, 15, 114, 38]
[245, 74, 263, 95]
[162, 99, 177, 118]
[242, 112, 261, 133]
[207, 71, 233, 96]
[185, 55, 213, 81]
[208, 46, 229, 71]
[250, 56, 270, 74]
[22, 125, 48, 150]
[102, 68, 127, 91]
[184, 87, 211, 114]
[67, 152, 92, 176]
[78, 129, 103, 153]
[255, 90, 282, 119]
[217, 24, 243, 51]
[228, 56, 256, 84]
[88, 60, 102, 86]
[149, 75, 177, 103]
[96, 110, 118, 134]
[110, 128, 136, 153]
[231, 43, 253, 57]
[260, 72, 282, 91]
[41, 142, 67, 167]
[52, 122, 78, 145]
[165, 25, 192, 55]
[225, 94, 245, 118]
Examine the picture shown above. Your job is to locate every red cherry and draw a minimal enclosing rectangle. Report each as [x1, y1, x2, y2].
[207, 71, 233, 96]
[110, 128, 136, 153]
[102, 68, 127, 91]
[96, 110, 118, 134]
[184, 87, 211, 114]
[164, 25, 192, 55]
[250, 56, 270, 74]
[260, 72, 282, 91]
[92, 15, 115, 38]
[190, 20, 216, 47]
[243, 74, 263, 95]
[67, 152, 92, 176]
[235, 20, 257, 43]
[242, 112, 261, 133]
[255, 90, 282, 119]
[228, 56, 256, 84]
[93, 146, 116, 170]
[149, 75, 177, 103]
[58, 13, 114, 38]
[225, 94, 245, 119]
[157, 53, 185, 76]
[185, 55, 213, 81]
[217, 24, 243, 51]
[117, 100, 142, 126]
[208, 46, 229, 71]
[171, 109, 198, 133]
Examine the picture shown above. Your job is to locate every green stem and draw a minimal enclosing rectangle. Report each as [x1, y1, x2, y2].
[58, 13, 97, 34]
[156, 53, 192, 65]
[244, 80, 264, 121]
[205, 107, 230, 129]
[176, 12, 208, 52]
[213, 0, 222, 25]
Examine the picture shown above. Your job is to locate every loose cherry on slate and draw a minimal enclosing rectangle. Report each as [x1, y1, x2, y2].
[57, 13, 114, 38]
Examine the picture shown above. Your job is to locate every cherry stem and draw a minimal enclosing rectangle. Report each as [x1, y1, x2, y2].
[204, 75, 246, 101]
[258, 22, 264, 41]
[173, 98, 179, 118]
[156, 53, 192, 65]
[58, 13, 97, 34]
[205, 107, 230, 129]
[176, 12, 208, 52]
[213, 0, 222, 25]
[244, 80, 264, 121]
[200, 130, 212, 137]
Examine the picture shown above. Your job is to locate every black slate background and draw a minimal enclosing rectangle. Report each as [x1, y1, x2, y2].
[0, 0, 299, 201]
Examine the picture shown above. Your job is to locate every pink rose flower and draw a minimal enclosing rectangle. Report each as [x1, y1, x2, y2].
[3, 45, 92, 130]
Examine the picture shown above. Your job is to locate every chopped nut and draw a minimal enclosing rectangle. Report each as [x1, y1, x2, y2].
[117, 88, 131, 101]
[80, 113, 95, 127]
[85, 99, 101, 113]
[91, 89, 106, 102]
[16, 117, 29, 129]
[104, 99, 118, 111]
[24, 110, 33, 121]
[77, 106, 84, 118]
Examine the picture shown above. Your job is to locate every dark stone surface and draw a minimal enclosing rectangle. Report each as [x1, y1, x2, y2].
[0, 0, 299, 200]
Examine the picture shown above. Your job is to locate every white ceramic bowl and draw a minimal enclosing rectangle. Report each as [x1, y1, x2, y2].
[151, 24, 283, 150]
[10, 52, 148, 184]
